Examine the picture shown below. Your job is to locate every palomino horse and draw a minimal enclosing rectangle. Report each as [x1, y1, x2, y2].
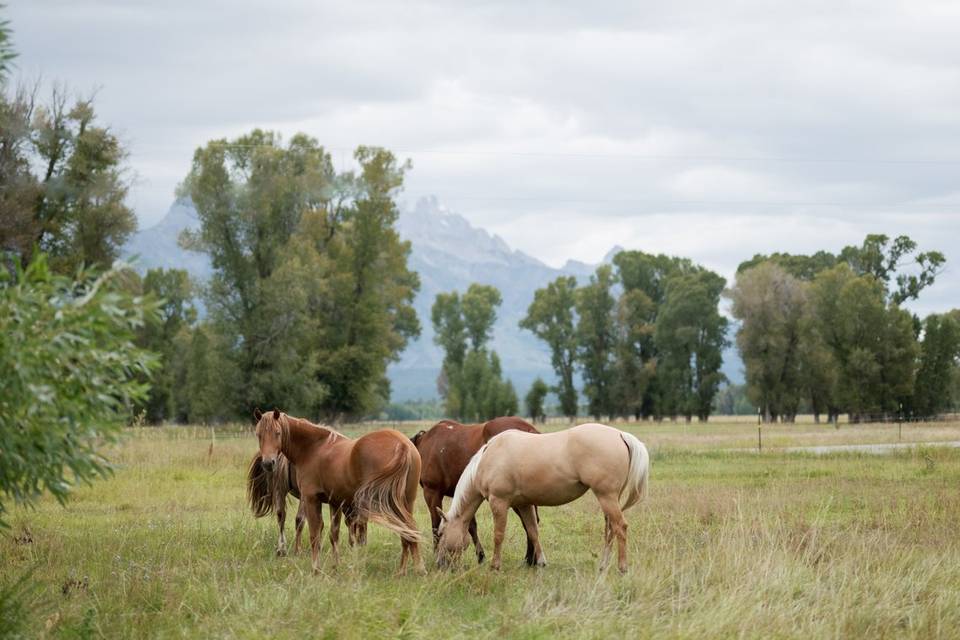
[411, 416, 540, 564]
[436, 423, 649, 573]
[254, 409, 424, 574]
[246, 453, 368, 556]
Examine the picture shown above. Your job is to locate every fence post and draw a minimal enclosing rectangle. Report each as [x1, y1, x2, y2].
[898, 403, 903, 442]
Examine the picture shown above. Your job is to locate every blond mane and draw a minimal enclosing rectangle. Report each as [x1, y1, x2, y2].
[446, 443, 487, 521]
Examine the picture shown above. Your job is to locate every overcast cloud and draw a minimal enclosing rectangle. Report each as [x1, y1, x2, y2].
[9, 0, 960, 315]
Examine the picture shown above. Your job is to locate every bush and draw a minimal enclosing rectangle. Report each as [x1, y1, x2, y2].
[0, 255, 158, 526]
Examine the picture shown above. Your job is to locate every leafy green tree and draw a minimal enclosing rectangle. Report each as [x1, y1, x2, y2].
[0, 255, 158, 526]
[181, 322, 240, 424]
[308, 148, 421, 418]
[136, 268, 196, 423]
[737, 251, 837, 281]
[727, 262, 807, 422]
[520, 275, 578, 419]
[576, 264, 618, 419]
[181, 134, 419, 420]
[462, 284, 502, 350]
[0, 86, 136, 271]
[839, 234, 945, 305]
[807, 264, 917, 422]
[612, 250, 698, 419]
[655, 270, 728, 421]
[911, 311, 960, 417]
[432, 283, 514, 420]
[611, 287, 656, 419]
[525, 377, 549, 423]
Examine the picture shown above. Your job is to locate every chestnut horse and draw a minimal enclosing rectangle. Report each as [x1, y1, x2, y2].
[246, 453, 367, 556]
[410, 416, 539, 564]
[437, 423, 649, 573]
[254, 409, 423, 574]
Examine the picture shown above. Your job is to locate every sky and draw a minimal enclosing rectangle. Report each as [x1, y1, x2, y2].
[8, 0, 960, 316]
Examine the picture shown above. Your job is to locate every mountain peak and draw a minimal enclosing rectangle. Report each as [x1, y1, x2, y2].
[398, 197, 545, 268]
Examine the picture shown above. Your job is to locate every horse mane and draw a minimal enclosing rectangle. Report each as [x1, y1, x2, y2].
[277, 413, 344, 446]
[447, 443, 487, 520]
[246, 452, 293, 518]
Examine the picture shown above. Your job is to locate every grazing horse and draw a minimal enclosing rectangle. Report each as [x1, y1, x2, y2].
[410, 416, 540, 564]
[436, 423, 649, 573]
[246, 453, 367, 556]
[254, 409, 424, 574]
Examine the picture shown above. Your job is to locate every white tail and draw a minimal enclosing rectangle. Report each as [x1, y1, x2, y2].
[618, 432, 649, 511]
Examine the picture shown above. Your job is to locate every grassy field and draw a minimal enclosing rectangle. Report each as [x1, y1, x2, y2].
[3, 420, 960, 638]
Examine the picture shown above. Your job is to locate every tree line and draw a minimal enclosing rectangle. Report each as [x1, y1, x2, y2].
[729, 236, 956, 423]
[510, 253, 729, 422]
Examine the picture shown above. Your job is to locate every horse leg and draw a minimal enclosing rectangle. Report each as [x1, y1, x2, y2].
[275, 504, 287, 556]
[329, 503, 342, 566]
[404, 480, 425, 575]
[595, 492, 628, 573]
[468, 516, 486, 564]
[512, 507, 534, 565]
[304, 495, 325, 574]
[422, 487, 444, 550]
[600, 514, 613, 569]
[293, 500, 305, 554]
[516, 505, 546, 567]
[488, 497, 509, 571]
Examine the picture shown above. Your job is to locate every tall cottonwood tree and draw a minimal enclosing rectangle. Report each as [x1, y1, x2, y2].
[727, 262, 807, 422]
[0, 85, 136, 271]
[432, 283, 517, 421]
[575, 265, 618, 419]
[655, 270, 728, 421]
[181, 133, 419, 420]
[911, 311, 960, 417]
[519, 275, 579, 419]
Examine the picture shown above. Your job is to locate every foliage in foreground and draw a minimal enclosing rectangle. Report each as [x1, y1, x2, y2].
[0, 255, 157, 526]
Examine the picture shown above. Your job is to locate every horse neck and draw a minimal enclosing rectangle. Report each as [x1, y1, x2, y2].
[450, 484, 484, 526]
[280, 417, 338, 466]
[448, 461, 484, 524]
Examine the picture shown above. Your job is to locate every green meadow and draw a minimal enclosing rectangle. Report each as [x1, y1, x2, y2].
[3, 421, 960, 639]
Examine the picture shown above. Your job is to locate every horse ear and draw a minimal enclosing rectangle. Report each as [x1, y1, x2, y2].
[435, 506, 448, 522]
[272, 409, 281, 420]
[253, 408, 262, 422]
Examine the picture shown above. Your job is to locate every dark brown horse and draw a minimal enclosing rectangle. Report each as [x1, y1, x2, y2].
[246, 453, 367, 556]
[410, 416, 540, 564]
[254, 409, 423, 574]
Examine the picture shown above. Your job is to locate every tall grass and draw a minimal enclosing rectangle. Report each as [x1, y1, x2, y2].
[2, 425, 959, 638]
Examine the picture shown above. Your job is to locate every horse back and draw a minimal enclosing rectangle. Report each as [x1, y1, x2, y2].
[481, 416, 539, 442]
[414, 420, 486, 495]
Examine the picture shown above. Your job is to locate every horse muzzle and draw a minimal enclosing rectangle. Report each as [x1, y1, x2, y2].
[261, 457, 277, 472]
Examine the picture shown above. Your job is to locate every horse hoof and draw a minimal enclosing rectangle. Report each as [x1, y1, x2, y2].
[276, 548, 287, 557]
[477, 550, 486, 564]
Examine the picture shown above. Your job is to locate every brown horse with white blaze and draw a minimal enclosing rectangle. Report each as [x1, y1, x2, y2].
[254, 409, 424, 574]
[410, 416, 540, 564]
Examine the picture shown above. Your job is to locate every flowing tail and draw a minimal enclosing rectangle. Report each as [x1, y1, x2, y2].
[246, 453, 292, 518]
[354, 443, 422, 543]
[618, 432, 650, 511]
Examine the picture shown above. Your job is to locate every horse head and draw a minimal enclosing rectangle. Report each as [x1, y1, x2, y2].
[254, 408, 284, 472]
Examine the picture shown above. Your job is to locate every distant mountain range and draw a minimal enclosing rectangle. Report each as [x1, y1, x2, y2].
[123, 197, 742, 402]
